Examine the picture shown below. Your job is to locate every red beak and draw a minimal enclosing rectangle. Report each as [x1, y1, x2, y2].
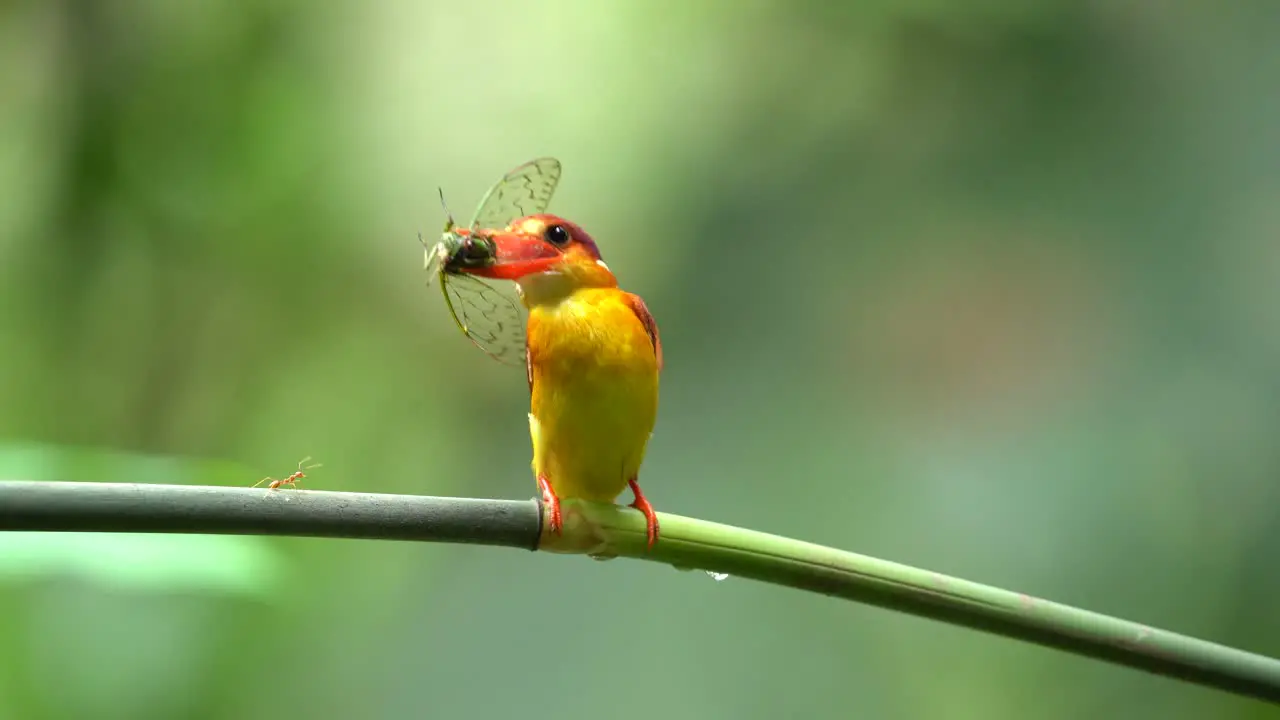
[463, 230, 564, 281]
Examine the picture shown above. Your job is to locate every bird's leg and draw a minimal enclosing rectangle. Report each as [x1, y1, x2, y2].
[537, 473, 563, 537]
[627, 477, 660, 549]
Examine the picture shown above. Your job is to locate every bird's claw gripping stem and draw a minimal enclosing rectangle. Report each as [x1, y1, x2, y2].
[628, 478, 660, 550]
[537, 474, 563, 537]
[536, 475, 659, 550]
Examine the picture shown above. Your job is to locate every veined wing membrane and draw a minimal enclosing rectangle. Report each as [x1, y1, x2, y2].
[469, 157, 562, 231]
[438, 271, 526, 366]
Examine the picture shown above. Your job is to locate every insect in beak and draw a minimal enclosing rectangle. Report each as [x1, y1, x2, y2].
[456, 230, 564, 281]
[423, 157, 561, 366]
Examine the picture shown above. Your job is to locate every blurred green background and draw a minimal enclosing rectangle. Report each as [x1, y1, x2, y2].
[2, 1, 1279, 718]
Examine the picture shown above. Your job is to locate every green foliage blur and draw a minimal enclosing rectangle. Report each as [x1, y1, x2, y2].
[2, 2, 1279, 718]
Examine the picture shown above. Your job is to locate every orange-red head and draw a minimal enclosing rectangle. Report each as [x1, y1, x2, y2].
[456, 214, 616, 300]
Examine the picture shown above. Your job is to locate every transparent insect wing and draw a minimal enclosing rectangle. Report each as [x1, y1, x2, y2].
[469, 157, 562, 231]
[440, 272, 527, 366]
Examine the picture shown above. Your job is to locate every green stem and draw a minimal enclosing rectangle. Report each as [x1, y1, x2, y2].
[541, 500, 1280, 705]
[1, 481, 1276, 704]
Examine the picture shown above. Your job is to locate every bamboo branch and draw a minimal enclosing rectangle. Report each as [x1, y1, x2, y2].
[0, 481, 540, 548]
[1, 481, 1277, 705]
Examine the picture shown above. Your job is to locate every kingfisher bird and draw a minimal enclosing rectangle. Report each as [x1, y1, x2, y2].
[453, 213, 662, 548]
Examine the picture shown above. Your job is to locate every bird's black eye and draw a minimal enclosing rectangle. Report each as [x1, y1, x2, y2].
[544, 224, 571, 246]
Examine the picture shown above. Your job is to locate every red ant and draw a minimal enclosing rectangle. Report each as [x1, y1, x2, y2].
[253, 457, 322, 491]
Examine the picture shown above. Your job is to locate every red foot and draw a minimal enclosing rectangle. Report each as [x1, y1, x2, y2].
[628, 477, 660, 550]
[537, 474, 563, 537]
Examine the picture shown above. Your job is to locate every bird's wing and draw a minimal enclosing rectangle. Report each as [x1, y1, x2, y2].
[622, 293, 663, 373]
